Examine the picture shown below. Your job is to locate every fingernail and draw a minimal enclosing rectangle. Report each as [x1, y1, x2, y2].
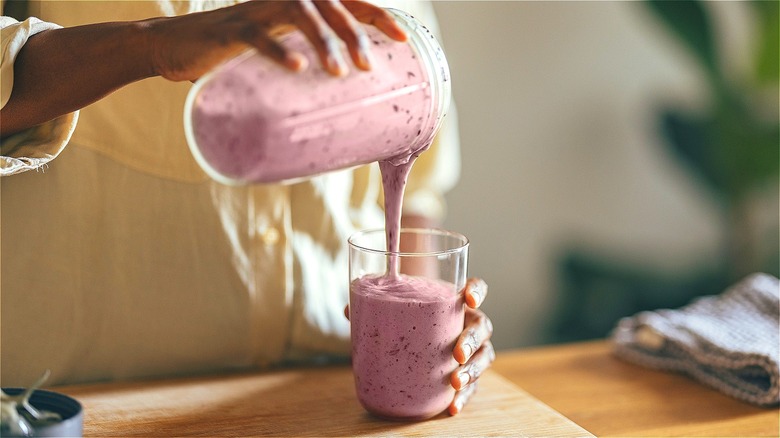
[457, 372, 470, 389]
[326, 53, 346, 76]
[469, 279, 486, 307]
[469, 290, 480, 307]
[285, 52, 308, 72]
[357, 35, 372, 69]
[460, 343, 472, 361]
[452, 398, 464, 415]
[357, 48, 372, 70]
[324, 37, 347, 76]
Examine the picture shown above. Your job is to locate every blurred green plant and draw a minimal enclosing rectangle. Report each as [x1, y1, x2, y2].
[547, 0, 778, 343]
[647, 0, 779, 279]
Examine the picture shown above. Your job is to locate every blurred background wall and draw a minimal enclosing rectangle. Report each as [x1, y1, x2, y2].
[433, 1, 779, 350]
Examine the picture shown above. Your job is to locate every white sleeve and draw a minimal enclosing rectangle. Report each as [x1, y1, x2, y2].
[1, 16, 79, 176]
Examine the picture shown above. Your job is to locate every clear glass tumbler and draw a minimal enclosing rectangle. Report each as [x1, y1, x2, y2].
[348, 228, 468, 420]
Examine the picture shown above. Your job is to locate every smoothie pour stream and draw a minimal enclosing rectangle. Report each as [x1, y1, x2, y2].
[345, 12, 464, 419]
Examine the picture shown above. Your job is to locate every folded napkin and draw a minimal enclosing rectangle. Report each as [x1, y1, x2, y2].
[611, 273, 780, 407]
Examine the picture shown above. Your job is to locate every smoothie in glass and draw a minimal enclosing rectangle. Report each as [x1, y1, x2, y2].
[350, 273, 464, 420]
[348, 228, 468, 420]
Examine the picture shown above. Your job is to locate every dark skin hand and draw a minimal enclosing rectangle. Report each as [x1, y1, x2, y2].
[449, 278, 494, 415]
[0, 0, 407, 136]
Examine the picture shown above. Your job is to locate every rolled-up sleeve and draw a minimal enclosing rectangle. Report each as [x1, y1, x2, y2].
[1, 16, 78, 176]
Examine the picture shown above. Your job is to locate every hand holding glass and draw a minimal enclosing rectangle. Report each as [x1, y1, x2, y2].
[348, 228, 468, 420]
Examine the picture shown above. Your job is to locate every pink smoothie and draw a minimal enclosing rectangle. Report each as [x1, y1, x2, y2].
[350, 273, 465, 420]
[186, 19, 441, 185]
[379, 157, 416, 275]
[349, 32, 457, 418]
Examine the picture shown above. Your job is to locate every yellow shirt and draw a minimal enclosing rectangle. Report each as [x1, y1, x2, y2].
[0, 1, 459, 385]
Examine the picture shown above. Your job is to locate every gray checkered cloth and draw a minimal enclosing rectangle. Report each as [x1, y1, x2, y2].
[611, 273, 780, 407]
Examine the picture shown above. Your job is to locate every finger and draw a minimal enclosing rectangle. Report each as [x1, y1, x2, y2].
[223, 6, 306, 72]
[293, 0, 348, 75]
[464, 278, 488, 309]
[250, 34, 308, 72]
[341, 0, 407, 42]
[450, 340, 495, 390]
[453, 308, 493, 364]
[314, 0, 372, 70]
[448, 380, 478, 416]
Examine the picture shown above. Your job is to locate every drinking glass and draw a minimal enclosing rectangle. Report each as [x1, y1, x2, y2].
[348, 228, 468, 420]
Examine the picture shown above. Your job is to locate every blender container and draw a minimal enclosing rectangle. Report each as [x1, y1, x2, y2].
[184, 9, 451, 185]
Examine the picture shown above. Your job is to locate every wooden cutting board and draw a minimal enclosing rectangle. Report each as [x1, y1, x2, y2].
[59, 367, 593, 437]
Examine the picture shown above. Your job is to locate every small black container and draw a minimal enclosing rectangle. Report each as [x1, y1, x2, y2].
[2, 388, 83, 437]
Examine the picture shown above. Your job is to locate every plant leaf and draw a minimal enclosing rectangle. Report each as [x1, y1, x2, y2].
[659, 109, 725, 199]
[750, 0, 779, 84]
[645, 0, 720, 80]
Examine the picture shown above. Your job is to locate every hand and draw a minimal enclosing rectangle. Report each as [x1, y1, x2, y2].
[145, 0, 408, 81]
[449, 278, 494, 415]
[0, 0, 407, 136]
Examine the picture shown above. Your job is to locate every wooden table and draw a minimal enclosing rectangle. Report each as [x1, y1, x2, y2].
[493, 340, 780, 437]
[55, 340, 778, 436]
[58, 362, 590, 436]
